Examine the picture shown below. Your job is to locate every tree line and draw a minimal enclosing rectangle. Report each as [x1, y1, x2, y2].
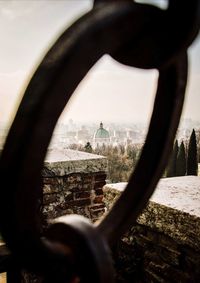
[69, 129, 199, 182]
[166, 129, 198, 177]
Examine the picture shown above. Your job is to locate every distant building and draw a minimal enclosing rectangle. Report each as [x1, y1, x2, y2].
[77, 126, 90, 142]
[93, 122, 110, 148]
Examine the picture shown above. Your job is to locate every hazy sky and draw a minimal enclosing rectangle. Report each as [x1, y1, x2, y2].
[0, 0, 199, 127]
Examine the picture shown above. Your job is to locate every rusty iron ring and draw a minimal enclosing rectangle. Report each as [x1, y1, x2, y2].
[0, 0, 199, 279]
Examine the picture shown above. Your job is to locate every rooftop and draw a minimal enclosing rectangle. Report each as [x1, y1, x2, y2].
[94, 122, 110, 139]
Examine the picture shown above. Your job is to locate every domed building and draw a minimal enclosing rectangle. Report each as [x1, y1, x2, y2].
[93, 122, 110, 148]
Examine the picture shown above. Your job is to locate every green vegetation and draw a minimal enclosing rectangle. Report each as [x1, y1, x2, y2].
[93, 144, 141, 182]
[166, 140, 179, 177]
[71, 143, 141, 183]
[84, 142, 93, 153]
[176, 141, 186, 176]
[187, 129, 198, 175]
[165, 129, 198, 177]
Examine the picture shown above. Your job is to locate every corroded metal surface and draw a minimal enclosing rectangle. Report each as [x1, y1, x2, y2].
[0, 0, 199, 282]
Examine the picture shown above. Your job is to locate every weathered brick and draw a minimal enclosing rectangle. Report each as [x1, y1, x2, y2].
[75, 191, 91, 199]
[43, 194, 58, 205]
[159, 247, 180, 266]
[95, 188, 103, 195]
[94, 173, 106, 181]
[89, 204, 105, 210]
[65, 174, 82, 183]
[93, 195, 104, 204]
[68, 198, 91, 207]
[64, 193, 73, 202]
[183, 252, 200, 271]
[43, 177, 62, 186]
[42, 167, 55, 177]
[136, 235, 153, 249]
[68, 184, 83, 192]
[146, 260, 190, 282]
[90, 208, 105, 218]
[82, 183, 93, 190]
[43, 209, 58, 220]
[145, 268, 167, 283]
[65, 208, 74, 214]
[144, 250, 160, 262]
[158, 233, 179, 251]
[94, 181, 106, 189]
[57, 202, 70, 211]
[43, 184, 60, 194]
[82, 175, 94, 183]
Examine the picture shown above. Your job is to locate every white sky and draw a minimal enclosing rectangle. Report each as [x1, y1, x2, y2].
[0, 0, 199, 127]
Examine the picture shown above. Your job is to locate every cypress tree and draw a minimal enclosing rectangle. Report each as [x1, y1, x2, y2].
[166, 140, 179, 177]
[176, 141, 186, 176]
[187, 129, 198, 175]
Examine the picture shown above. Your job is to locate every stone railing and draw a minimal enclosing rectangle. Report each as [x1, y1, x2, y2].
[104, 176, 200, 282]
[42, 149, 108, 224]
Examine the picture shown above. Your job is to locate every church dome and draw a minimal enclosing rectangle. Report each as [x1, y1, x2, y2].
[94, 122, 110, 139]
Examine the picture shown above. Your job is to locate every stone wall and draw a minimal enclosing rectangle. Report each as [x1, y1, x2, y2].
[21, 149, 108, 283]
[42, 149, 108, 224]
[104, 177, 200, 282]
[3, 151, 200, 282]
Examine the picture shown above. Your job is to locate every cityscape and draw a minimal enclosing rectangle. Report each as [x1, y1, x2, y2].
[1, 118, 200, 151]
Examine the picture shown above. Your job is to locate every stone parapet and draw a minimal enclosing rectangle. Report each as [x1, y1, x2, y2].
[42, 149, 107, 223]
[20, 149, 108, 283]
[104, 176, 200, 282]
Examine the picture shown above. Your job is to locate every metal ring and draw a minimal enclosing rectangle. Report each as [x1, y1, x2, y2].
[44, 215, 114, 283]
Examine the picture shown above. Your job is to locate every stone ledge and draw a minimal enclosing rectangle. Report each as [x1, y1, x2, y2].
[104, 176, 200, 251]
[43, 149, 108, 176]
